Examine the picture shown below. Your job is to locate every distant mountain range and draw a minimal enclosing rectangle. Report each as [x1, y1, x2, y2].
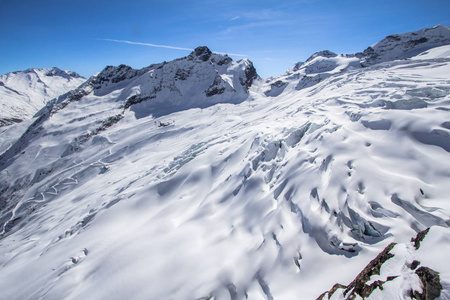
[0, 67, 85, 126]
[0, 25, 450, 300]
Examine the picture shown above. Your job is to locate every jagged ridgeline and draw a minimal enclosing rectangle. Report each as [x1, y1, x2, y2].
[0, 26, 450, 300]
[89, 46, 258, 118]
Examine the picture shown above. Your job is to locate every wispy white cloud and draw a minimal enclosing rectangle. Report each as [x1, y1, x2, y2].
[98, 38, 247, 57]
[217, 8, 296, 37]
[98, 38, 194, 51]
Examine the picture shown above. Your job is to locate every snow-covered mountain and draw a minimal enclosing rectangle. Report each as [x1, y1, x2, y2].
[263, 24, 450, 97]
[359, 24, 450, 66]
[263, 50, 361, 97]
[88, 46, 257, 118]
[0, 67, 86, 126]
[1, 26, 450, 300]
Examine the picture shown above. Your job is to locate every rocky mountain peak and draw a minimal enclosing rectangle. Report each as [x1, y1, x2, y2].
[66, 46, 260, 119]
[90, 64, 145, 88]
[306, 50, 338, 62]
[190, 46, 213, 62]
[43, 67, 83, 79]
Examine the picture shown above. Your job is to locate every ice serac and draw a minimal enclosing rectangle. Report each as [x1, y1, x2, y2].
[359, 24, 450, 66]
[90, 46, 258, 118]
[0, 67, 86, 126]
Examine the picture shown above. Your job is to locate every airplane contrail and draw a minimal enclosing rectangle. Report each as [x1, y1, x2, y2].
[98, 38, 247, 57]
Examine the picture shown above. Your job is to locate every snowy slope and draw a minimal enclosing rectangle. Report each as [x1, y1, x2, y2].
[0, 30, 450, 300]
[263, 25, 450, 97]
[359, 24, 450, 66]
[263, 50, 360, 96]
[0, 67, 86, 126]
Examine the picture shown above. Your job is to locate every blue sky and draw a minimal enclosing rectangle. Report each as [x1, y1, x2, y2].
[1, 0, 449, 78]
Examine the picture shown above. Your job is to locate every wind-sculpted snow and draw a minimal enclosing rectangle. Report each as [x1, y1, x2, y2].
[0, 38, 450, 299]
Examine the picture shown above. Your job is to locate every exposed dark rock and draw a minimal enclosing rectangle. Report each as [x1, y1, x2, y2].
[272, 80, 287, 88]
[124, 94, 156, 110]
[3, 216, 22, 233]
[411, 228, 430, 250]
[412, 267, 442, 300]
[91, 64, 149, 88]
[410, 260, 421, 270]
[205, 87, 226, 97]
[264, 80, 288, 97]
[317, 283, 347, 300]
[240, 61, 258, 91]
[0, 117, 23, 127]
[205, 75, 227, 97]
[190, 46, 212, 62]
[175, 68, 191, 80]
[386, 34, 402, 41]
[317, 228, 444, 300]
[50, 86, 93, 116]
[62, 113, 124, 157]
[216, 56, 232, 66]
[408, 37, 429, 47]
[306, 50, 338, 62]
[43, 67, 84, 79]
[316, 243, 397, 300]
[0, 81, 23, 96]
[343, 242, 397, 298]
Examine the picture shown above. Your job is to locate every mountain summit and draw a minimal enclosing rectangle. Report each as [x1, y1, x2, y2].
[87, 46, 258, 118]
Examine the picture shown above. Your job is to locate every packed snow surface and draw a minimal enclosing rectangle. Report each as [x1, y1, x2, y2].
[0, 67, 85, 126]
[0, 27, 450, 300]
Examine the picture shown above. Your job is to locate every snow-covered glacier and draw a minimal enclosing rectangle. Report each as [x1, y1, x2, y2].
[0, 26, 450, 300]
